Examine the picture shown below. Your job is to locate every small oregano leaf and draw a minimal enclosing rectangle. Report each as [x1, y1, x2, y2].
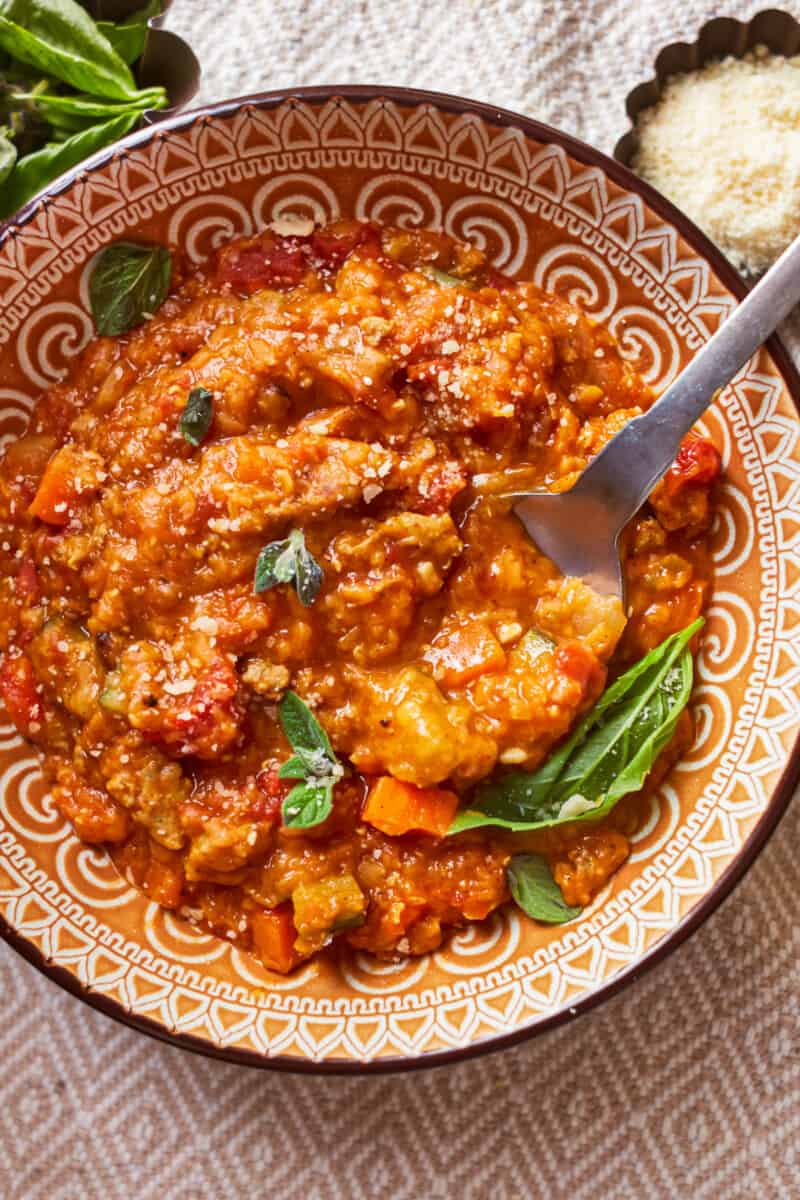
[179, 386, 213, 446]
[507, 854, 583, 925]
[276, 691, 343, 829]
[89, 241, 172, 336]
[254, 528, 323, 606]
[281, 781, 333, 830]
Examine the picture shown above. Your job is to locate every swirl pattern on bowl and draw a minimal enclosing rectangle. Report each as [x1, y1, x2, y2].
[0, 92, 798, 1069]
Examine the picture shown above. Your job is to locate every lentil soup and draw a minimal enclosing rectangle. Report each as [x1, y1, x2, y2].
[0, 220, 718, 973]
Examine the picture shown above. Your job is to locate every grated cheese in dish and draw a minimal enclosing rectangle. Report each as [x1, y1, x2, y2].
[633, 47, 800, 275]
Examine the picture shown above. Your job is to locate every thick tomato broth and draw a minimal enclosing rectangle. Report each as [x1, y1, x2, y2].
[0, 221, 718, 972]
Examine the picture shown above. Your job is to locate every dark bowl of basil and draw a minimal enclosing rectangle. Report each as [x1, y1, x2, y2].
[0, 0, 199, 223]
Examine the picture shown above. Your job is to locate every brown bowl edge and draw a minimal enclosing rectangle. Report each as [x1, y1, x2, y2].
[1, 85, 799, 1074]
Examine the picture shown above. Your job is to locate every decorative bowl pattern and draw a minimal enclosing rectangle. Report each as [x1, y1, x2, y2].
[0, 88, 798, 1072]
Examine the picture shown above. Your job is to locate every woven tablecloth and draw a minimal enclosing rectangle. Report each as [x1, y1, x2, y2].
[2, 2, 798, 1196]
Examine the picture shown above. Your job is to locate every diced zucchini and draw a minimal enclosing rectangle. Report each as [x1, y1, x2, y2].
[29, 617, 103, 719]
[99, 671, 127, 714]
[292, 873, 366, 943]
[516, 628, 556, 665]
[420, 264, 473, 289]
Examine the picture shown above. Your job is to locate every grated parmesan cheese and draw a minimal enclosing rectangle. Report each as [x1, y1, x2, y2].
[633, 47, 800, 275]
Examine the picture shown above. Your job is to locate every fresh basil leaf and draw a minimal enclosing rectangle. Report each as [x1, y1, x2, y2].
[9, 89, 161, 119]
[179, 386, 213, 447]
[0, 0, 138, 100]
[97, 3, 161, 65]
[282, 781, 333, 829]
[278, 690, 336, 761]
[0, 109, 138, 218]
[254, 528, 323, 606]
[450, 618, 703, 834]
[96, 19, 146, 64]
[89, 240, 172, 336]
[0, 129, 16, 184]
[508, 854, 582, 924]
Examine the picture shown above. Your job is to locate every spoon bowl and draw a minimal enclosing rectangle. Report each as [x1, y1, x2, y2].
[513, 231, 800, 597]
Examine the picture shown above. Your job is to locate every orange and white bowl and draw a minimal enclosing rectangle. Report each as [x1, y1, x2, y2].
[0, 87, 798, 1072]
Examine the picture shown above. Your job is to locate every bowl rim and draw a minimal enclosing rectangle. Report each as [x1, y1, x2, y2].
[2, 83, 799, 1076]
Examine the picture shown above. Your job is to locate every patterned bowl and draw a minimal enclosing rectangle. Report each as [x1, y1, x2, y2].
[1, 86, 799, 1073]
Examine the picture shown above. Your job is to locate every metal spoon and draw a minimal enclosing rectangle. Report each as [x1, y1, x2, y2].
[512, 234, 800, 598]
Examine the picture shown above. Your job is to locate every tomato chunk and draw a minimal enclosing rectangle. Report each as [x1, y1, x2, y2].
[15, 559, 40, 604]
[362, 776, 459, 838]
[555, 641, 606, 702]
[0, 653, 43, 737]
[674, 436, 722, 485]
[216, 233, 309, 294]
[251, 904, 303, 973]
[54, 775, 131, 843]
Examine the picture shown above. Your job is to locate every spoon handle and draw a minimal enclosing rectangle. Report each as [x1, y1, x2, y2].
[576, 232, 800, 522]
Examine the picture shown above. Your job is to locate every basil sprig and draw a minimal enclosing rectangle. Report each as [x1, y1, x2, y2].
[277, 691, 344, 829]
[450, 618, 703, 834]
[508, 854, 582, 925]
[98, 0, 162, 65]
[254, 529, 323, 606]
[0, 0, 168, 220]
[0, 0, 140, 100]
[89, 241, 172, 336]
[179, 387, 214, 446]
[0, 110, 140, 218]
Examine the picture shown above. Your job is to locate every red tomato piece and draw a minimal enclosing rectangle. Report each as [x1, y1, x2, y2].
[15, 559, 40, 604]
[216, 234, 309, 294]
[0, 652, 44, 737]
[555, 641, 606, 702]
[252, 766, 290, 823]
[673, 437, 721, 486]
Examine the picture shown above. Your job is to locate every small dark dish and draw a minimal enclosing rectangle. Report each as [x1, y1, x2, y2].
[82, 0, 201, 116]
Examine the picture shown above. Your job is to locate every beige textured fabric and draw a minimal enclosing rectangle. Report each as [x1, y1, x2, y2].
[2, 1, 799, 1196]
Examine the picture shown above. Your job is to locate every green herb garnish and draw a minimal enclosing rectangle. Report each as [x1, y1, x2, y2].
[0, 0, 140, 100]
[450, 619, 702, 834]
[507, 854, 582, 925]
[0, 110, 139, 218]
[0, 128, 16, 185]
[179, 386, 213, 447]
[277, 690, 344, 829]
[97, 0, 162, 65]
[0, 0, 168, 220]
[254, 529, 323, 606]
[89, 241, 172, 336]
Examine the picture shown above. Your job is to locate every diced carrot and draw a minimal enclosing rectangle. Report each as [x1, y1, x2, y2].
[251, 904, 303, 974]
[423, 619, 506, 688]
[362, 776, 459, 839]
[0, 652, 44, 737]
[28, 446, 80, 524]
